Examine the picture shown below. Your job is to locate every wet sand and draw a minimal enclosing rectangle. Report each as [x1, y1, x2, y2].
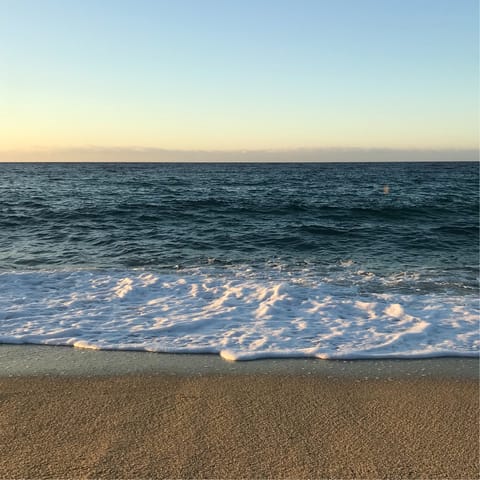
[1, 373, 478, 479]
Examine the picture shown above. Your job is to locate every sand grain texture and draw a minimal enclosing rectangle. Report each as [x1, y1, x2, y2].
[0, 375, 478, 479]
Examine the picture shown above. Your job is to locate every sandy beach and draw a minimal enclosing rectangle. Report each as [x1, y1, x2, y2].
[1, 372, 478, 479]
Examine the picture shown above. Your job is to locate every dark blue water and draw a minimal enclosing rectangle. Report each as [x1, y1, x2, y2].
[0, 162, 478, 288]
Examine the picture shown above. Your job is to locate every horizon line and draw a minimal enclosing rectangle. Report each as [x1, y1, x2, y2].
[0, 146, 477, 163]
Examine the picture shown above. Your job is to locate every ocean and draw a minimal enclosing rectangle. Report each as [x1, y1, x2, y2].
[0, 162, 478, 360]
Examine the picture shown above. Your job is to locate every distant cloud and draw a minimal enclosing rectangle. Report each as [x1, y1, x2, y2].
[0, 147, 477, 162]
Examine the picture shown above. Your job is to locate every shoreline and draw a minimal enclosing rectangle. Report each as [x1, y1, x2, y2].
[1, 344, 479, 378]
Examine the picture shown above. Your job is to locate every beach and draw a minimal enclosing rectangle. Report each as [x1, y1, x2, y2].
[1, 350, 478, 479]
[2, 0, 479, 475]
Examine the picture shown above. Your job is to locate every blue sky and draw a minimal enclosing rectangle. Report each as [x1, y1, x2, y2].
[0, 0, 478, 154]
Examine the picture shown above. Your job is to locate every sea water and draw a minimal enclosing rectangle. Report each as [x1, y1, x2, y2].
[0, 162, 478, 360]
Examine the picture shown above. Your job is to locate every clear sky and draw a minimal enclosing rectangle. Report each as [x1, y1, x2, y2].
[0, 0, 478, 155]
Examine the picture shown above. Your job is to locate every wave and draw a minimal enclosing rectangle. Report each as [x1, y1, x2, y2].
[0, 268, 478, 361]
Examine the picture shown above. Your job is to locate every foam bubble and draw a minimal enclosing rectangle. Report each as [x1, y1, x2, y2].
[384, 304, 405, 318]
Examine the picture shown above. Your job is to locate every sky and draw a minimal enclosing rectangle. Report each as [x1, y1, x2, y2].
[0, 0, 478, 160]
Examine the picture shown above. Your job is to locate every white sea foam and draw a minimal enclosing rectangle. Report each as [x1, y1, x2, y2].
[0, 269, 478, 361]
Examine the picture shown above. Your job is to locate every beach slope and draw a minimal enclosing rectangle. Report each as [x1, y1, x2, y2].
[0, 374, 478, 479]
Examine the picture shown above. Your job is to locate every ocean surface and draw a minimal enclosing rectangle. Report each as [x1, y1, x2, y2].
[0, 162, 478, 360]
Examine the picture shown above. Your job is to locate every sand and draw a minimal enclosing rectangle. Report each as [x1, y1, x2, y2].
[0, 373, 478, 479]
